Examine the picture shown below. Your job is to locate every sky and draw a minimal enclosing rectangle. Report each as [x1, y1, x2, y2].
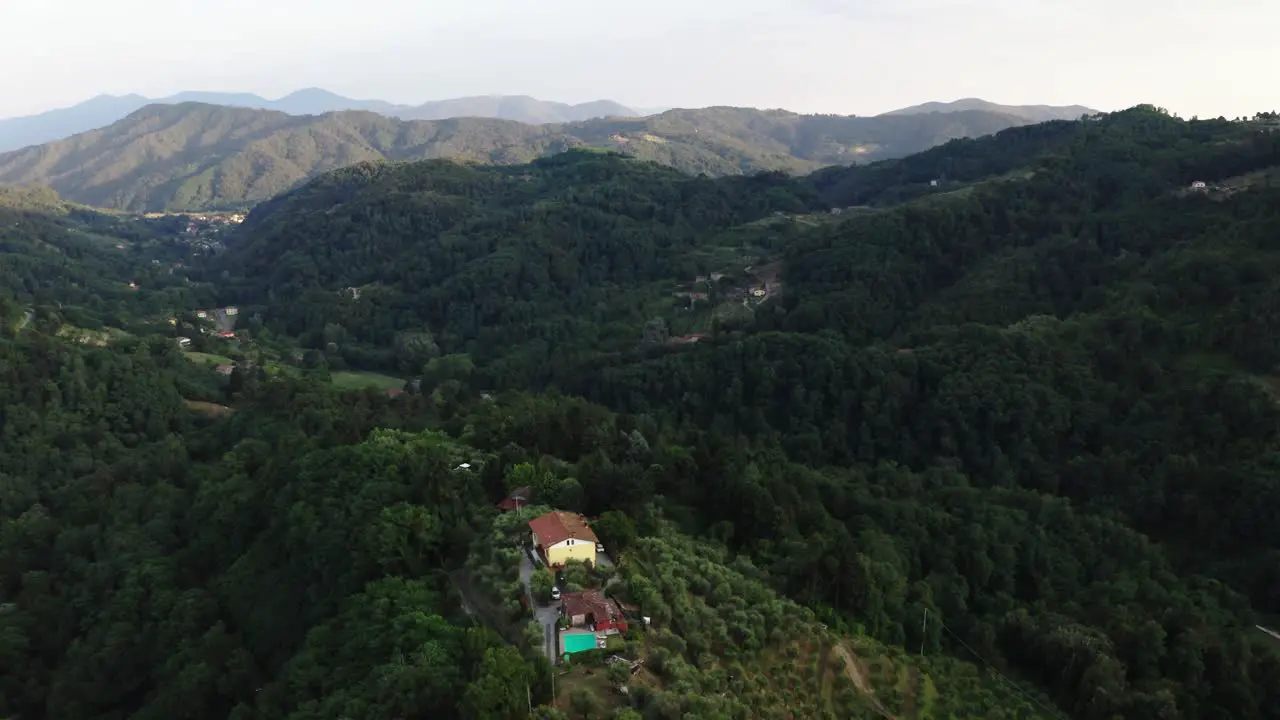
[2, 0, 1274, 119]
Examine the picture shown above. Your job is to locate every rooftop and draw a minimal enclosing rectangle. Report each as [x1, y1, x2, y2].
[529, 510, 598, 547]
[561, 590, 624, 622]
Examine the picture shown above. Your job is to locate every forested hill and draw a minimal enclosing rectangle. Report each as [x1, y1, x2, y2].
[198, 105, 1280, 717]
[0, 101, 1029, 212]
[4, 106, 1280, 719]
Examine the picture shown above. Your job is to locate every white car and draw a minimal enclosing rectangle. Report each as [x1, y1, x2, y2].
[595, 543, 604, 553]
[551, 586, 561, 601]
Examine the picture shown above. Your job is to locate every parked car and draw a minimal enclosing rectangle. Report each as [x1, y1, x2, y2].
[551, 586, 561, 601]
[595, 543, 604, 554]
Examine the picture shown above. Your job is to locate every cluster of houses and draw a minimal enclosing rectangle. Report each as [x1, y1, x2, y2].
[175, 307, 241, 351]
[497, 494, 645, 660]
[182, 213, 245, 235]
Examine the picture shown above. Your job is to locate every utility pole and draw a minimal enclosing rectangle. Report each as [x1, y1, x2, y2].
[920, 609, 928, 656]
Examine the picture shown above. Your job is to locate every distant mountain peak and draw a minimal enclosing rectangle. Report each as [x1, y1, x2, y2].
[882, 98, 1099, 123]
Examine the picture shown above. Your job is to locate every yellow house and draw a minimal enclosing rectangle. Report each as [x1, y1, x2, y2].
[529, 511, 598, 568]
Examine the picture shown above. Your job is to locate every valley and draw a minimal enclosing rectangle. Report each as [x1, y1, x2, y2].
[2, 106, 1280, 720]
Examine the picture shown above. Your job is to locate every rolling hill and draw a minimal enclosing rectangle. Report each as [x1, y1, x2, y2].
[187, 106, 1280, 718]
[197, 107, 1280, 718]
[884, 97, 1098, 123]
[0, 102, 1033, 212]
[0, 89, 641, 152]
[6, 106, 1280, 719]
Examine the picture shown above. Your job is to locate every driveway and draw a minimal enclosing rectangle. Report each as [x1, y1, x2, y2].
[520, 547, 561, 664]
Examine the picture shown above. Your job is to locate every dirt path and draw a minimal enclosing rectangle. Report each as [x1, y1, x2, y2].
[901, 667, 921, 719]
[834, 642, 896, 719]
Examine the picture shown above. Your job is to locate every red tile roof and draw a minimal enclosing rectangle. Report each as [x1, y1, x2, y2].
[562, 590, 624, 624]
[528, 511, 598, 547]
[496, 486, 534, 512]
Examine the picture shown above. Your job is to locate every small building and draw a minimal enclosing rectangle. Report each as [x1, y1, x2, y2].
[930, 179, 939, 187]
[177, 337, 192, 347]
[496, 486, 534, 513]
[669, 334, 707, 345]
[385, 387, 404, 398]
[529, 511, 598, 567]
[214, 364, 234, 376]
[224, 307, 239, 316]
[561, 590, 629, 634]
[196, 311, 209, 319]
[216, 330, 236, 339]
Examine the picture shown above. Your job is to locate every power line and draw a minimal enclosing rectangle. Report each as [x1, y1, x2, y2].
[936, 619, 1070, 720]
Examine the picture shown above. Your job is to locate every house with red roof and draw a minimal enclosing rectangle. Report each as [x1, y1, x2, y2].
[528, 510, 598, 567]
[561, 590, 628, 634]
[496, 486, 533, 513]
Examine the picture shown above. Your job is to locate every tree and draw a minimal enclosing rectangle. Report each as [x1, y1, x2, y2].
[593, 511, 637, 553]
[531, 568, 555, 603]
[460, 646, 534, 720]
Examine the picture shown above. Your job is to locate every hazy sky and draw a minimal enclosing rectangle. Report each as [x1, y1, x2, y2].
[2, 0, 1273, 119]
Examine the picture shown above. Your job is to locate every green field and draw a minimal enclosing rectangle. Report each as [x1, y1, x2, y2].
[184, 351, 235, 365]
[330, 371, 405, 391]
[57, 325, 130, 346]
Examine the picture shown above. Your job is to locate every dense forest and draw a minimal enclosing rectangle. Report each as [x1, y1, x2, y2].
[2, 105, 1280, 718]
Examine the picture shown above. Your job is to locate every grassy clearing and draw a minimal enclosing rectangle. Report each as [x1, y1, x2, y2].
[57, 325, 130, 346]
[184, 351, 235, 365]
[185, 400, 235, 418]
[330, 370, 404, 390]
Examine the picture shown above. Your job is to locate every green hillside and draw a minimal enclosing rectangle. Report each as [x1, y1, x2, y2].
[0, 101, 1031, 212]
[3, 106, 1280, 719]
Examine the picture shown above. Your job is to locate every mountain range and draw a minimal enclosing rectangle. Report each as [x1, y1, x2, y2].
[0, 101, 1053, 212]
[882, 97, 1097, 123]
[0, 89, 644, 153]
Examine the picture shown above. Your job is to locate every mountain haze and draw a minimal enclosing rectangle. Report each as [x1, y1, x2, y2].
[884, 97, 1098, 123]
[0, 102, 1035, 212]
[0, 89, 642, 152]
